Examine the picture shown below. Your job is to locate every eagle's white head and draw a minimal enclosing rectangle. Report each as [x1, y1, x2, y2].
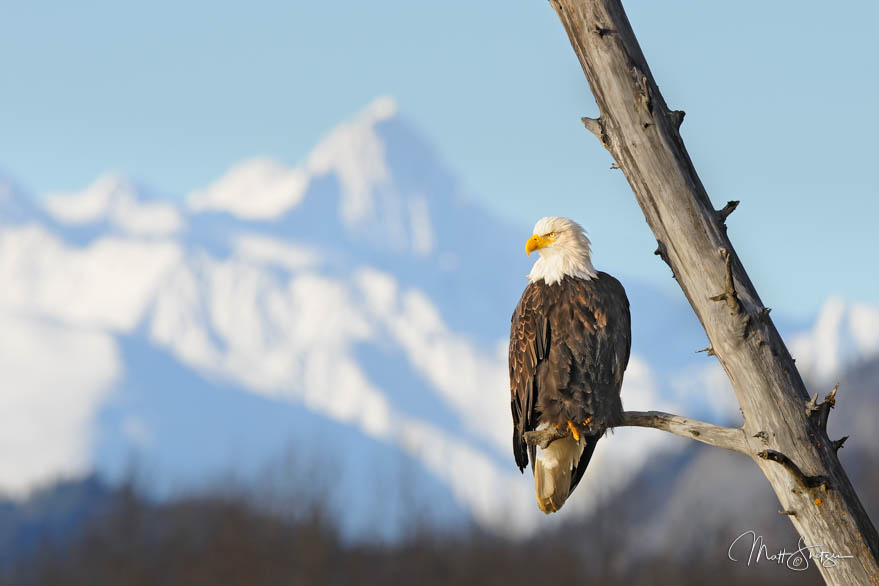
[526, 216, 597, 285]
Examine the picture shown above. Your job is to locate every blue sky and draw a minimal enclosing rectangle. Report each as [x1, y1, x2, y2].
[2, 0, 877, 317]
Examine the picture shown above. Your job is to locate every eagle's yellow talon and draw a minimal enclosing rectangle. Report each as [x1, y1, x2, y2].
[583, 416, 593, 427]
[566, 421, 580, 441]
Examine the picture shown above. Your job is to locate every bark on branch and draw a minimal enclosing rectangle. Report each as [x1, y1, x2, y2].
[524, 410, 749, 454]
[547, 1, 879, 583]
[621, 411, 749, 454]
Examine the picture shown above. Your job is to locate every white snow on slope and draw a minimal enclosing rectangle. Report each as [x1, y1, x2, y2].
[407, 195, 436, 256]
[188, 158, 309, 220]
[232, 234, 322, 271]
[308, 96, 398, 229]
[356, 268, 510, 449]
[45, 173, 183, 236]
[0, 224, 177, 495]
[791, 296, 879, 383]
[0, 225, 181, 332]
[0, 313, 120, 495]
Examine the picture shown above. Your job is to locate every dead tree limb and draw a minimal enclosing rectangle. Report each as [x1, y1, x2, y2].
[525, 410, 749, 454]
[619, 411, 749, 454]
[547, 0, 879, 583]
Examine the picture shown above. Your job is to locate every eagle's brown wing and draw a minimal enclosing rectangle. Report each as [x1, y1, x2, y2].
[509, 281, 547, 472]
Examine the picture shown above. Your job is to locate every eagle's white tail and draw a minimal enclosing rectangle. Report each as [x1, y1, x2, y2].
[534, 432, 586, 514]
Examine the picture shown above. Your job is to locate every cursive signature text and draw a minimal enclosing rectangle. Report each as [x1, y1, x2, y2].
[728, 530, 854, 571]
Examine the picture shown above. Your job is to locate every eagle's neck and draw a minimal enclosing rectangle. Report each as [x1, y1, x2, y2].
[528, 246, 597, 286]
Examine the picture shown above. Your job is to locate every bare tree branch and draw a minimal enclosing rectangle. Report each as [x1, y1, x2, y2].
[620, 411, 749, 454]
[716, 200, 739, 225]
[807, 383, 839, 431]
[525, 410, 749, 455]
[757, 449, 829, 490]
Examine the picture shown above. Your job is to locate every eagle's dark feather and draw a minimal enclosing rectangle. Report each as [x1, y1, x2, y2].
[509, 272, 631, 492]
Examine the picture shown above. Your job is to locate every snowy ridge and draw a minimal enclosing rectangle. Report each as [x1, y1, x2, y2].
[188, 158, 310, 220]
[185, 97, 447, 259]
[187, 97, 398, 225]
[790, 297, 879, 383]
[44, 174, 183, 237]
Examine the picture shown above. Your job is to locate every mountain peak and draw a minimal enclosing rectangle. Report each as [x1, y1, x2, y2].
[304, 98, 399, 228]
[44, 172, 137, 222]
[790, 296, 879, 382]
[360, 95, 398, 124]
[186, 97, 403, 222]
[43, 173, 183, 237]
[184, 95, 462, 262]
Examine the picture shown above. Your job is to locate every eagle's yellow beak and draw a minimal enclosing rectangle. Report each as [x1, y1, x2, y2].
[526, 234, 550, 256]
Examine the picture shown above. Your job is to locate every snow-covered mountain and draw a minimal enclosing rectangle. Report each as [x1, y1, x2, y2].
[790, 297, 879, 384]
[1, 97, 877, 539]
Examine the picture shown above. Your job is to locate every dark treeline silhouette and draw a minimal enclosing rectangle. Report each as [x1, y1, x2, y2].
[0, 475, 823, 586]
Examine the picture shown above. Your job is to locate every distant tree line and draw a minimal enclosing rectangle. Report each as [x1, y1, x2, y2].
[1, 473, 824, 586]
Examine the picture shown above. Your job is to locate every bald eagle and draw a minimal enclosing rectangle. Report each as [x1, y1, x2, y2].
[510, 217, 631, 513]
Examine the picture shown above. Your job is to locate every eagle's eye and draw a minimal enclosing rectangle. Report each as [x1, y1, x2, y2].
[548, 231, 557, 239]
